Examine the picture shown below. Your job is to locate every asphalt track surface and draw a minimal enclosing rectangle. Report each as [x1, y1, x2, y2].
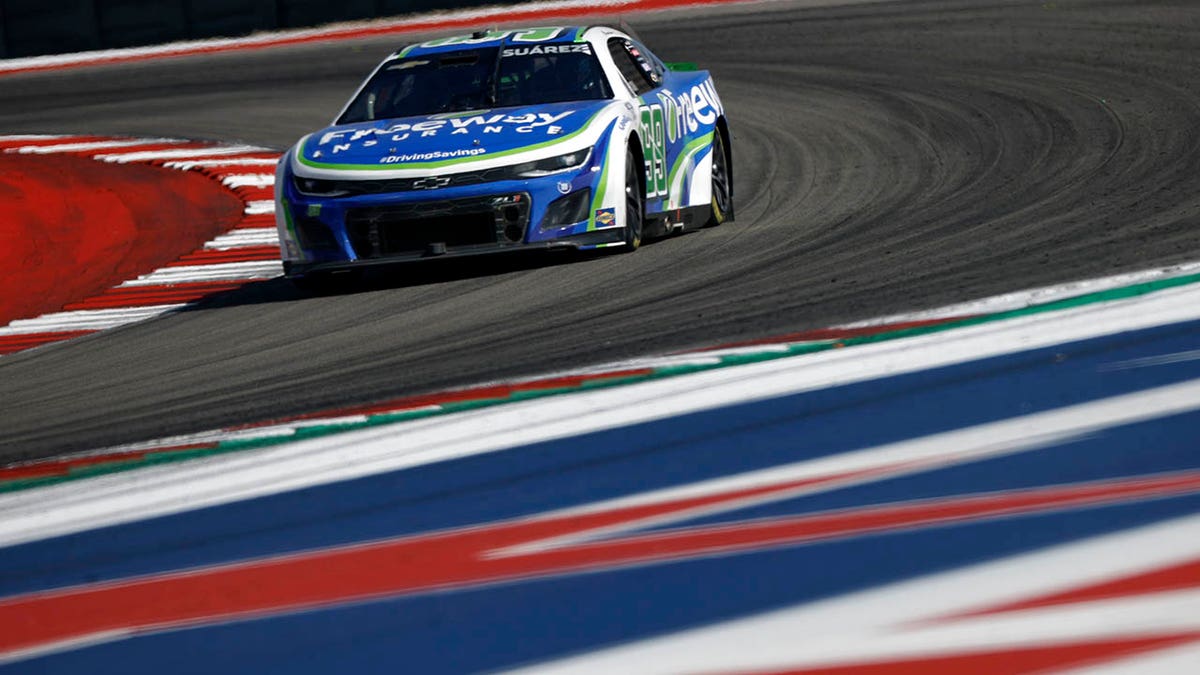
[2, 0, 1199, 461]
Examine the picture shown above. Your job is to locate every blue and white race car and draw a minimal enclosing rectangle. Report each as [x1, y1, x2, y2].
[275, 25, 732, 286]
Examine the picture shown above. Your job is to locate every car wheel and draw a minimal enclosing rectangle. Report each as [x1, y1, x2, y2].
[706, 128, 733, 227]
[622, 147, 644, 251]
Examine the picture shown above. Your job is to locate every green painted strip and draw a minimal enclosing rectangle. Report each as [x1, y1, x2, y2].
[0, 445, 237, 494]
[6, 270, 1200, 494]
[281, 195, 300, 250]
[588, 135, 611, 231]
[298, 110, 603, 172]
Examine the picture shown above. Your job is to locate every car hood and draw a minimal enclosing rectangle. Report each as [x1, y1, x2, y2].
[295, 99, 612, 175]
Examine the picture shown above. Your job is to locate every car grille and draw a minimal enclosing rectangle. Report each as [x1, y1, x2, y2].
[345, 194, 530, 258]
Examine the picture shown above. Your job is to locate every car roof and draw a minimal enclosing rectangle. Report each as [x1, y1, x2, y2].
[396, 26, 598, 58]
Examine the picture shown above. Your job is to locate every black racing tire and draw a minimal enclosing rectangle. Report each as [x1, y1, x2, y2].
[621, 146, 645, 252]
[706, 127, 733, 227]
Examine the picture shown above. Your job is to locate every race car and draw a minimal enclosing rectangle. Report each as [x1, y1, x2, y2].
[275, 25, 733, 287]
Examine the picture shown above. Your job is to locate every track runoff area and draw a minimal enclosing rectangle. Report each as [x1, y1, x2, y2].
[2, 1, 1200, 674]
[3, 262, 1200, 671]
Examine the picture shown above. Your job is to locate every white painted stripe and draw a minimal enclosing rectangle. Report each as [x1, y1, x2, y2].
[0, 629, 136, 669]
[504, 515, 1200, 674]
[203, 228, 279, 249]
[12, 138, 183, 154]
[0, 134, 69, 141]
[842, 260, 1200, 327]
[4, 282, 1200, 547]
[569, 343, 805, 373]
[1102, 348, 1200, 371]
[557, 592, 1200, 672]
[93, 145, 269, 163]
[163, 158, 280, 169]
[1067, 642, 1200, 674]
[0, 305, 184, 335]
[118, 261, 283, 286]
[220, 174, 274, 188]
[244, 200, 275, 215]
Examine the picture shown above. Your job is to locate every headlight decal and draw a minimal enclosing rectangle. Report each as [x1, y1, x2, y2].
[514, 148, 593, 177]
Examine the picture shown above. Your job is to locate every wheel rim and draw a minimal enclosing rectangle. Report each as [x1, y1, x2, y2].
[711, 132, 730, 217]
[625, 153, 643, 245]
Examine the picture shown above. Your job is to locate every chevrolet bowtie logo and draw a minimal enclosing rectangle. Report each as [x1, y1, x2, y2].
[411, 176, 451, 190]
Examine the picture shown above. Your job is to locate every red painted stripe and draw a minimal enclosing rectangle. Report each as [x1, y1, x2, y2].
[276, 368, 658, 422]
[62, 282, 249, 310]
[1, 469, 1194, 656]
[939, 557, 1200, 622]
[0, 0, 751, 78]
[0, 464, 885, 655]
[534, 472, 1200, 569]
[236, 214, 278, 228]
[167, 246, 281, 266]
[736, 632, 1200, 675]
[0, 331, 96, 354]
[0, 443, 217, 482]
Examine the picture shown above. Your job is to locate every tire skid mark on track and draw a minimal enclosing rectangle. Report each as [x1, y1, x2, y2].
[0, 135, 283, 355]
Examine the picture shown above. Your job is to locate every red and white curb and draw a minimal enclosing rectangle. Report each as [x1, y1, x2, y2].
[0, 135, 282, 355]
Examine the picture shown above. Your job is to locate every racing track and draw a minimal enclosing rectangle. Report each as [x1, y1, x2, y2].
[2, 0, 1199, 460]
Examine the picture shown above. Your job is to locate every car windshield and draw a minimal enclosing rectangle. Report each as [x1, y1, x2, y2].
[338, 46, 612, 124]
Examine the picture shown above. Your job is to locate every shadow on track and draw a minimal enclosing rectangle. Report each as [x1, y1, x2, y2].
[186, 247, 617, 311]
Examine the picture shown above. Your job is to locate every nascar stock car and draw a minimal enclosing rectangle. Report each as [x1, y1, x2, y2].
[275, 25, 733, 288]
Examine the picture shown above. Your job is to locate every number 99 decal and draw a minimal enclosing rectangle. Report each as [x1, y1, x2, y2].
[639, 104, 667, 198]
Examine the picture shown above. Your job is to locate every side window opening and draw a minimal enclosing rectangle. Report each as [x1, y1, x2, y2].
[607, 38, 656, 96]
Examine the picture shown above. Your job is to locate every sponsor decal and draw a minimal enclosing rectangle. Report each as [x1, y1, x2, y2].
[379, 148, 487, 164]
[595, 207, 616, 226]
[318, 111, 574, 152]
[501, 44, 592, 57]
[658, 79, 722, 143]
